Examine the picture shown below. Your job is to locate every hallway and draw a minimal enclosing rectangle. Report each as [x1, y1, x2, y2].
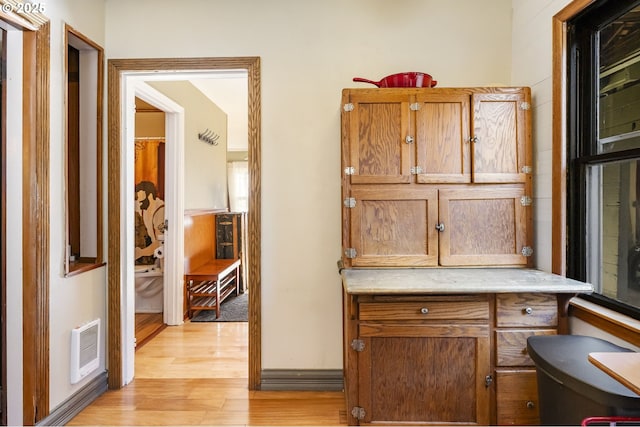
[67, 322, 347, 425]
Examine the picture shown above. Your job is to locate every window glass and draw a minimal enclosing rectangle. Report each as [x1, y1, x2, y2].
[587, 160, 640, 308]
[598, 6, 640, 153]
[569, 0, 640, 317]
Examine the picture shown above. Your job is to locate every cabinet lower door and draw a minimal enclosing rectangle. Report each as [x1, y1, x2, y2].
[438, 186, 529, 266]
[496, 369, 540, 425]
[355, 324, 491, 425]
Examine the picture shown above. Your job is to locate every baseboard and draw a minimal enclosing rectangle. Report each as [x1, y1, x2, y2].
[260, 369, 344, 391]
[37, 371, 108, 426]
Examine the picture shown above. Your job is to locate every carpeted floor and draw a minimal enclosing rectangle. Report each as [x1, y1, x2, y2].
[190, 292, 248, 322]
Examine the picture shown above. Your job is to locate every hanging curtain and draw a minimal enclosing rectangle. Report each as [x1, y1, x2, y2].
[228, 161, 248, 212]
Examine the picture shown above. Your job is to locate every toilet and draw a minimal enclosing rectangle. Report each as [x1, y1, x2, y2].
[134, 264, 163, 313]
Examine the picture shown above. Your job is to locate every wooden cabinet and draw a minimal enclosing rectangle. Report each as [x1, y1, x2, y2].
[343, 290, 563, 426]
[493, 293, 558, 425]
[341, 87, 533, 268]
[347, 185, 528, 267]
[439, 187, 528, 266]
[214, 212, 247, 293]
[348, 186, 439, 267]
[342, 87, 530, 185]
[347, 295, 491, 425]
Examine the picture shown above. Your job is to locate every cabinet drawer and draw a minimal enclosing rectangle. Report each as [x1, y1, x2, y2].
[496, 293, 557, 327]
[359, 299, 489, 321]
[496, 369, 539, 425]
[495, 329, 556, 366]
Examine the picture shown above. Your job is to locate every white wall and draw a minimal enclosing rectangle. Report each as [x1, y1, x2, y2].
[105, 0, 513, 370]
[149, 81, 229, 210]
[4, 1, 107, 421]
[13, 0, 107, 417]
[511, 0, 574, 272]
[4, 23, 24, 427]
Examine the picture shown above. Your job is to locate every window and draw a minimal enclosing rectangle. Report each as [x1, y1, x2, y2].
[64, 25, 104, 275]
[568, 0, 640, 318]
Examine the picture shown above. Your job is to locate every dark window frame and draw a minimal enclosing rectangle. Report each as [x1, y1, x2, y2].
[567, 0, 640, 321]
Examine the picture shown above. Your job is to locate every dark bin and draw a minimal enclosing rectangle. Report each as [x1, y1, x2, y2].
[527, 335, 640, 425]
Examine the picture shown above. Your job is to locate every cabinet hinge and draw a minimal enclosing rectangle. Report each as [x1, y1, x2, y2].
[520, 101, 531, 110]
[410, 102, 421, 111]
[522, 246, 534, 257]
[343, 103, 354, 112]
[410, 166, 423, 175]
[521, 165, 533, 174]
[345, 248, 357, 259]
[344, 197, 356, 208]
[351, 406, 366, 420]
[520, 195, 533, 207]
[344, 166, 355, 175]
[351, 339, 365, 352]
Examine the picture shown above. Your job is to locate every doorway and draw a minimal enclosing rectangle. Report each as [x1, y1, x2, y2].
[107, 57, 262, 390]
[133, 96, 167, 349]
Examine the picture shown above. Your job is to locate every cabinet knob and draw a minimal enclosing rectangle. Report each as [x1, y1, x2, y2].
[420, 307, 429, 315]
[523, 307, 533, 315]
[526, 401, 535, 409]
[405, 135, 414, 144]
[469, 135, 479, 143]
[435, 223, 445, 232]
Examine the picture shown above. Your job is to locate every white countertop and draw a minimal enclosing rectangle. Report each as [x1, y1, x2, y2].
[341, 267, 593, 294]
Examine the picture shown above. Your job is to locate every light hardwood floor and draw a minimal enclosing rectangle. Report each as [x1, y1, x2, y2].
[67, 321, 347, 426]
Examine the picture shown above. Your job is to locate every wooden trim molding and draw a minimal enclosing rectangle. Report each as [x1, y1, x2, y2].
[570, 298, 640, 348]
[107, 57, 262, 390]
[22, 21, 50, 425]
[63, 24, 104, 275]
[551, 0, 598, 276]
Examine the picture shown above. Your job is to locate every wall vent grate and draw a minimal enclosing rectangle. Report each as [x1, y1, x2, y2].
[70, 318, 100, 384]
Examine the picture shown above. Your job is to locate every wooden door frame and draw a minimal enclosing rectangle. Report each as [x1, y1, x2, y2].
[107, 57, 261, 390]
[4, 15, 51, 425]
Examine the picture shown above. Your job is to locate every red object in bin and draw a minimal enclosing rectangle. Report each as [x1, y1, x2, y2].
[582, 416, 640, 426]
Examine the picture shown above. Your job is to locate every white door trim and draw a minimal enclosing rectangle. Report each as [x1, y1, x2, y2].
[122, 76, 185, 385]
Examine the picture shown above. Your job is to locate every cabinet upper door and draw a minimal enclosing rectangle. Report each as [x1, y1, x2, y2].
[343, 91, 413, 184]
[415, 91, 472, 183]
[438, 186, 529, 266]
[471, 91, 530, 183]
[348, 186, 438, 267]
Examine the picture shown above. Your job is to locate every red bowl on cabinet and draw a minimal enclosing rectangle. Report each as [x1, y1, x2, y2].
[353, 72, 437, 88]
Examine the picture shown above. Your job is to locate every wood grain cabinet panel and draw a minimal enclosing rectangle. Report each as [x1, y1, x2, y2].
[349, 186, 438, 267]
[415, 90, 472, 183]
[496, 329, 557, 366]
[472, 91, 529, 183]
[351, 295, 491, 425]
[496, 369, 540, 425]
[494, 293, 558, 425]
[359, 298, 490, 321]
[496, 293, 558, 327]
[438, 187, 528, 266]
[344, 90, 413, 184]
[341, 87, 533, 268]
